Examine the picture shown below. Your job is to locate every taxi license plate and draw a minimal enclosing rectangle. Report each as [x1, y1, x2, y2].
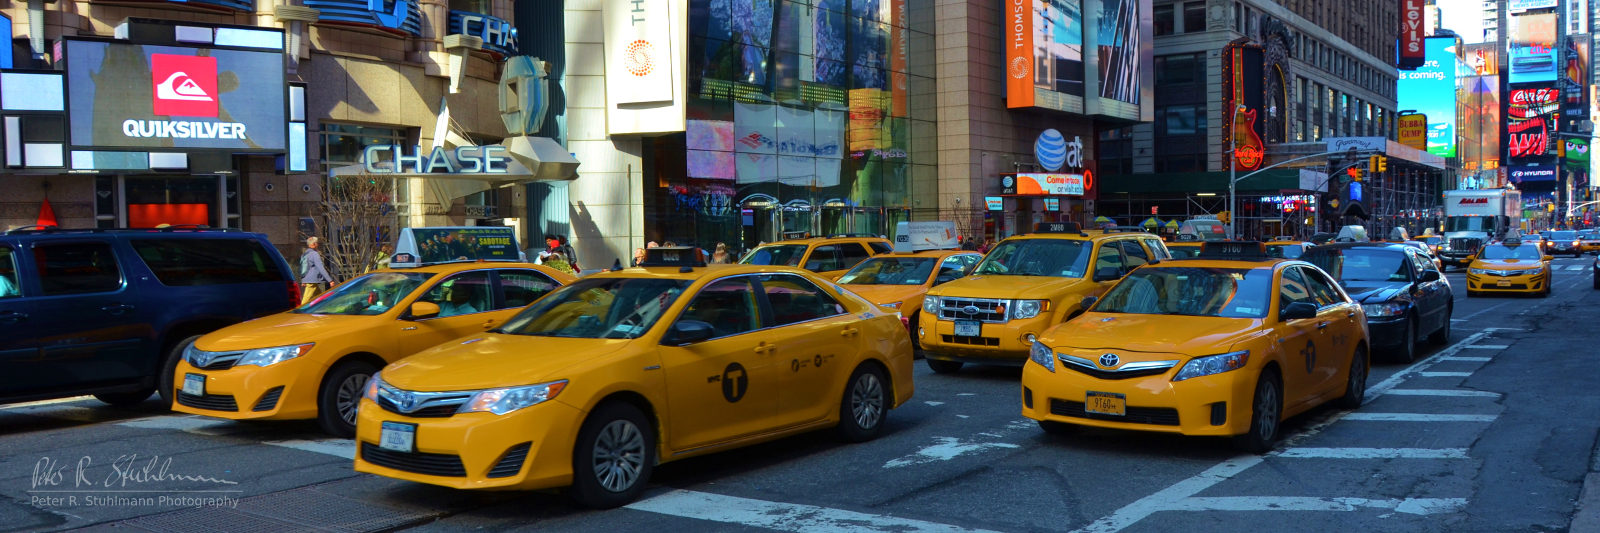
[182, 374, 205, 396]
[1497, 280, 1512, 287]
[1086, 391, 1126, 416]
[379, 422, 416, 453]
[954, 320, 981, 337]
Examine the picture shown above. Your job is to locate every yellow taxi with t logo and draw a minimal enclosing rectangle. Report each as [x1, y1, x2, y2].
[739, 233, 893, 280]
[917, 222, 1171, 373]
[172, 227, 575, 437]
[1021, 241, 1370, 452]
[1465, 238, 1554, 297]
[352, 247, 915, 508]
[837, 221, 982, 341]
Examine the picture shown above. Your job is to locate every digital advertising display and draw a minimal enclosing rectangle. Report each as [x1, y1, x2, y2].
[1397, 38, 1458, 158]
[1507, 86, 1560, 161]
[1565, 34, 1590, 106]
[64, 39, 286, 151]
[1089, 0, 1150, 117]
[1509, 13, 1558, 84]
[1007, 0, 1085, 109]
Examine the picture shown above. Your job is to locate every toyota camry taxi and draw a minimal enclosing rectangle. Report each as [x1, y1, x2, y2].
[1021, 241, 1370, 453]
[837, 222, 982, 340]
[173, 227, 575, 437]
[739, 233, 892, 280]
[918, 222, 1170, 373]
[1465, 238, 1554, 297]
[352, 247, 914, 508]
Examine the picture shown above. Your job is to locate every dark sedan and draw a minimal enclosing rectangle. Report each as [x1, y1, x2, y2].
[1304, 243, 1453, 363]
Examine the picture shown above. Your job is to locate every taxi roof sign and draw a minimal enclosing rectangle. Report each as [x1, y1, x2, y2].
[1034, 221, 1083, 234]
[893, 221, 960, 253]
[1198, 241, 1270, 261]
[390, 227, 520, 268]
[640, 246, 707, 268]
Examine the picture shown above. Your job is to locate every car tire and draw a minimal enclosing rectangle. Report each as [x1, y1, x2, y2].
[1334, 345, 1369, 409]
[570, 401, 655, 509]
[908, 313, 922, 351]
[1392, 319, 1417, 364]
[316, 360, 377, 438]
[1232, 370, 1283, 454]
[836, 364, 890, 443]
[156, 335, 203, 411]
[1038, 420, 1080, 436]
[1427, 307, 1451, 345]
[95, 389, 154, 406]
[925, 359, 963, 374]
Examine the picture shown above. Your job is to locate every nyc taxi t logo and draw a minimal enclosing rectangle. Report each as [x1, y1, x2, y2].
[709, 363, 748, 403]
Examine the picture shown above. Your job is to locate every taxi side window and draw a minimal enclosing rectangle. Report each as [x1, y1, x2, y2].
[838, 244, 873, 271]
[759, 274, 845, 326]
[1300, 267, 1347, 306]
[498, 269, 559, 308]
[935, 256, 967, 285]
[0, 245, 19, 298]
[804, 246, 842, 272]
[676, 277, 761, 339]
[1278, 266, 1316, 310]
[1093, 242, 1125, 274]
[1142, 238, 1171, 260]
[1119, 240, 1150, 268]
[416, 271, 493, 317]
[867, 242, 892, 255]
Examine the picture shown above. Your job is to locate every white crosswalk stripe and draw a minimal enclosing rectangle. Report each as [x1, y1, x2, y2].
[1343, 413, 1498, 422]
[1167, 497, 1468, 515]
[1278, 448, 1470, 459]
[628, 489, 1001, 533]
[1380, 389, 1500, 397]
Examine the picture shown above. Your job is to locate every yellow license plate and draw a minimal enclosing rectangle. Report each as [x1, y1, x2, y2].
[1086, 391, 1126, 416]
[1497, 280, 1511, 287]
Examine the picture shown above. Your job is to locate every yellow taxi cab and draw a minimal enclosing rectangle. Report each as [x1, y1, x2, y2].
[1466, 238, 1554, 297]
[739, 233, 893, 280]
[172, 227, 576, 437]
[1021, 241, 1370, 452]
[836, 221, 982, 341]
[1265, 237, 1312, 259]
[917, 222, 1171, 373]
[1165, 235, 1205, 259]
[352, 247, 915, 508]
[1579, 230, 1600, 254]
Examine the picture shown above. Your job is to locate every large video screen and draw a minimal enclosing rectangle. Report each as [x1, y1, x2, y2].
[1397, 38, 1458, 158]
[1507, 86, 1559, 161]
[1091, 0, 1148, 110]
[1508, 13, 1558, 84]
[64, 39, 285, 151]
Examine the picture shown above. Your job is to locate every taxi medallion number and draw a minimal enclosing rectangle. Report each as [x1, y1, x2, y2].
[1086, 391, 1126, 416]
[380, 421, 417, 453]
[954, 320, 981, 337]
[182, 373, 205, 396]
[1497, 280, 1511, 287]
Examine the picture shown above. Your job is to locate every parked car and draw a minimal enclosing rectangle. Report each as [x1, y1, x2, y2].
[1303, 243, 1452, 363]
[0, 227, 299, 408]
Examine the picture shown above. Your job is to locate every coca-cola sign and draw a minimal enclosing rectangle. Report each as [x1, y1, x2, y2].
[1507, 87, 1559, 160]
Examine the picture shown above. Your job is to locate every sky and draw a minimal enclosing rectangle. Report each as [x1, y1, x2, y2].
[1439, 0, 1486, 44]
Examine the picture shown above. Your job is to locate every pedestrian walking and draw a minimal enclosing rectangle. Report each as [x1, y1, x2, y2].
[557, 235, 581, 273]
[711, 242, 732, 264]
[299, 237, 334, 305]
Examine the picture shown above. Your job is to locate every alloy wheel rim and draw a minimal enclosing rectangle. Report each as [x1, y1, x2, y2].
[1258, 382, 1278, 441]
[592, 420, 646, 492]
[851, 374, 884, 429]
[337, 373, 369, 425]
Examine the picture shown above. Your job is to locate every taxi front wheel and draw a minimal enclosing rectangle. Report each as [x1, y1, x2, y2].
[317, 360, 377, 438]
[1232, 371, 1282, 454]
[836, 364, 889, 443]
[571, 402, 655, 509]
[1334, 346, 1369, 409]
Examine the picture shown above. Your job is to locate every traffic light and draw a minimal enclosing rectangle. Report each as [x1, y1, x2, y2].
[1369, 155, 1387, 173]
[1218, 211, 1231, 224]
[1347, 166, 1363, 182]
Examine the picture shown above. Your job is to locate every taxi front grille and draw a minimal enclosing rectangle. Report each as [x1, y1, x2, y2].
[487, 442, 532, 478]
[360, 442, 467, 477]
[176, 391, 238, 412]
[1059, 363, 1174, 380]
[937, 297, 1008, 323]
[941, 335, 1000, 346]
[1483, 283, 1530, 290]
[1049, 399, 1180, 426]
[251, 387, 284, 412]
[377, 396, 461, 418]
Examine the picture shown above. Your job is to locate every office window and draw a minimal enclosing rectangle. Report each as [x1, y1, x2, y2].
[1183, 2, 1206, 33]
[1155, 155, 1206, 173]
[1156, 105, 1207, 136]
[322, 124, 407, 169]
[1155, 53, 1202, 85]
[1155, 4, 1175, 35]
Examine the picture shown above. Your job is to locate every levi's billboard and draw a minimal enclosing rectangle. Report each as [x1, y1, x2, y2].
[63, 38, 286, 151]
[1400, 0, 1425, 68]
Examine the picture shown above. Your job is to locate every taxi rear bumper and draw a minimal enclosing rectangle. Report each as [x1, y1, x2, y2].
[1020, 361, 1256, 436]
[170, 358, 325, 420]
[352, 398, 584, 490]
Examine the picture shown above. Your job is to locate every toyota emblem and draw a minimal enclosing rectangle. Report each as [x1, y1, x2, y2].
[961, 305, 981, 315]
[194, 352, 215, 367]
[1098, 353, 1120, 368]
[397, 391, 417, 411]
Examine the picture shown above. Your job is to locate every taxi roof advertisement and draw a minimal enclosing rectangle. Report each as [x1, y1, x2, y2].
[391, 227, 519, 267]
[893, 221, 959, 252]
[63, 38, 287, 152]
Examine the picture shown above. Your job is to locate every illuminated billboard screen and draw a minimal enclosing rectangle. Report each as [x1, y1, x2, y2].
[1089, 0, 1151, 120]
[1507, 86, 1559, 162]
[1397, 38, 1458, 158]
[1006, 0, 1085, 110]
[1509, 13, 1558, 84]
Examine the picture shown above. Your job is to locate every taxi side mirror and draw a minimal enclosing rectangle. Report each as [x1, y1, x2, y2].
[1080, 296, 1098, 310]
[1543, 255, 1555, 262]
[409, 301, 440, 320]
[1419, 270, 1441, 283]
[1280, 302, 1318, 321]
[1092, 267, 1123, 282]
[662, 320, 715, 346]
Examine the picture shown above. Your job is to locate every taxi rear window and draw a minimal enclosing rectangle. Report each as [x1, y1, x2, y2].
[497, 278, 691, 339]
[1093, 266, 1272, 318]
[741, 245, 807, 267]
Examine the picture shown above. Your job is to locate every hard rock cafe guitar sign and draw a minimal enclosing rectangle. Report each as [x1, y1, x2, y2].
[1225, 44, 1266, 171]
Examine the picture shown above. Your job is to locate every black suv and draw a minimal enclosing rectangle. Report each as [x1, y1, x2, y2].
[0, 227, 298, 408]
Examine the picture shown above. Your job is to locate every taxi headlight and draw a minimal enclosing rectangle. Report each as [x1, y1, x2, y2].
[1172, 350, 1250, 382]
[1013, 299, 1049, 319]
[182, 343, 204, 366]
[1468, 267, 1490, 275]
[1028, 341, 1056, 372]
[458, 380, 569, 415]
[235, 344, 315, 368]
[363, 372, 383, 403]
[922, 296, 940, 315]
[1360, 301, 1407, 317]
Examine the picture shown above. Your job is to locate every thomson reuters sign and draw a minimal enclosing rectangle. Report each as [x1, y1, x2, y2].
[1397, 113, 1427, 150]
[1005, 0, 1034, 107]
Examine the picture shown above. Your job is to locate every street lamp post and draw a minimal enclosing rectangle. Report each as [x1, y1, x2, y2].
[1227, 148, 1366, 239]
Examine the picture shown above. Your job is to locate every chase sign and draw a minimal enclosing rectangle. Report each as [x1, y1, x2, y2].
[303, 0, 422, 37]
[448, 11, 518, 55]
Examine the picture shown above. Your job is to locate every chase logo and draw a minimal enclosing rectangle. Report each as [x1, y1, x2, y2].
[1035, 129, 1067, 171]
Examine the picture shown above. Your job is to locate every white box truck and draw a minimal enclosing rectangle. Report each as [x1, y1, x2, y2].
[1438, 189, 1522, 268]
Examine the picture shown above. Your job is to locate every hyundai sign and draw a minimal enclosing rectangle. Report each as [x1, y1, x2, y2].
[64, 38, 286, 152]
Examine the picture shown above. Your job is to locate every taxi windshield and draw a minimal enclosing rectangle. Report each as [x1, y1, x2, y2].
[1266, 244, 1304, 259]
[496, 278, 691, 339]
[1094, 267, 1272, 318]
[1167, 246, 1202, 259]
[972, 239, 1090, 277]
[1551, 231, 1578, 240]
[837, 257, 938, 285]
[295, 272, 433, 315]
[741, 245, 807, 267]
[1302, 248, 1409, 282]
[1480, 244, 1544, 260]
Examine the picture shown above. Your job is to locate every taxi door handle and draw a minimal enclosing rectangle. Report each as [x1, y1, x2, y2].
[840, 327, 859, 337]
[755, 343, 774, 355]
[1317, 321, 1330, 330]
[1346, 311, 1356, 318]
[482, 320, 499, 329]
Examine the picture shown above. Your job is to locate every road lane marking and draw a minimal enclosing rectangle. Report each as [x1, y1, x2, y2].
[1277, 447, 1470, 459]
[262, 439, 355, 459]
[0, 396, 94, 410]
[1342, 413, 1497, 422]
[1440, 356, 1491, 362]
[1456, 302, 1513, 321]
[884, 437, 1019, 468]
[1379, 389, 1500, 397]
[1418, 372, 1474, 377]
[1168, 497, 1467, 515]
[1070, 456, 1265, 533]
[119, 415, 242, 435]
[1568, 265, 1586, 270]
[626, 489, 1001, 533]
[1461, 345, 1508, 349]
[924, 401, 944, 406]
[1365, 329, 1492, 398]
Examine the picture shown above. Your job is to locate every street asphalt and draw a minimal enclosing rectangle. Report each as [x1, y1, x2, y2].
[2, 257, 1598, 533]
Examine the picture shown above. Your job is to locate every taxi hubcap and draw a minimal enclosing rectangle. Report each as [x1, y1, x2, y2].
[851, 374, 884, 429]
[1257, 382, 1278, 441]
[592, 420, 645, 492]
[337, 374, 369, 425]
[1350, 356, 1367, 400]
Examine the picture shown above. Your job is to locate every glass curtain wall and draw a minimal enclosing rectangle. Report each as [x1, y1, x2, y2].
[646, 0, 935, 255]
